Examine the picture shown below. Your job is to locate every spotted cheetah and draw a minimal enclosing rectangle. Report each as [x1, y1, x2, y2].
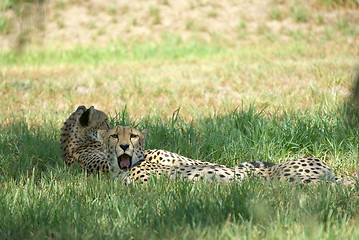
[98, 125, 350, 185]
[60, 106, 230, 173]
[98, 125, 285, 184]
[60, 106, 112, 173]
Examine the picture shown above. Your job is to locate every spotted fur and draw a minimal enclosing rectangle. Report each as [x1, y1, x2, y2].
[60, 106, 111, 173]
[266, 157, 335, 183]
[99, 126, 277, 184]
[99, 125, 351, 185]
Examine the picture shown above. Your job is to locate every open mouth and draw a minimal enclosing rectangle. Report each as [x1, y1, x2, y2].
[117, 154, 132, 170]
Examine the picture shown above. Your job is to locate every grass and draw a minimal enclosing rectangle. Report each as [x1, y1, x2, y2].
[2, 174, 359, 239]
[0, 36, 357, 120]
[0, 17, 9, 33]
[290, 3, 309, 23]
[149, 6, 161, 25]
[1, 0, 359, 238]
[317, 0, 359, 8]
[236, 21, 247, 39]
[1, 59, 359, 237]
[269, 8, 282, 20]
[1, 106, 359, 239]
[0, 39, 226, 66]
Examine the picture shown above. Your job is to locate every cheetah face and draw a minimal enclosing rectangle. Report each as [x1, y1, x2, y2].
[98, 126, 147, 176]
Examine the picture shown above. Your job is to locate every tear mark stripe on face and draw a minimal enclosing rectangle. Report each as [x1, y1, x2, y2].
[114, 138, 120, 168]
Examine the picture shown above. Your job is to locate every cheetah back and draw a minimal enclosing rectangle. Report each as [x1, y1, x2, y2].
[60, 106, 111, 172]
[267, 157, 335, 183]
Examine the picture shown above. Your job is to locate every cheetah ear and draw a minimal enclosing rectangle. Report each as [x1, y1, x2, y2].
[79, 106, 95, 127]
[76, 105, 86, 112]
[98, 129, 106, 143]
[141, 129, 147, 138]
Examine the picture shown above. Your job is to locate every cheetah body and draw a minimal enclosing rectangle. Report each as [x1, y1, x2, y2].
[99, 125, 335, 184]
[60, 106, 111, 173]
[61, 107, 339, 185]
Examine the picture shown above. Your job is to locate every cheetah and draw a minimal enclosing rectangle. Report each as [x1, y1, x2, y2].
[98, 125, 350, 185]
[98, 125, 282, 184]
[60, 106, 112, 173]
[60, 106, 229, 173]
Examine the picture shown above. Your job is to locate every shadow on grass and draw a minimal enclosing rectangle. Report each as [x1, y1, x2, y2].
[0, 120, 63, 181]
[0, 104, 359, 239]
[117, 177, 268, 239]
[119, 177, 359, 239]
[1, 96, 358, 182]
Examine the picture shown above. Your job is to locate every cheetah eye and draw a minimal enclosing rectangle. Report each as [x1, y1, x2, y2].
[130, 134, 138, 138]
[110, 134, 118, 139]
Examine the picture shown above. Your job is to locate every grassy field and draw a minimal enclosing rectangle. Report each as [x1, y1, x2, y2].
[1, 108, 359, 239]
[1, 0, 359, 239]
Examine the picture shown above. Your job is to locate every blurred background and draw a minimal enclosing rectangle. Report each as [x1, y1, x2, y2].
[1, 0, 358, 49]
[0, 0, 358, 121]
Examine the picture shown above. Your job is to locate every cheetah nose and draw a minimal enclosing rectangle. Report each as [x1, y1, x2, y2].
[120, 144, 129, 151]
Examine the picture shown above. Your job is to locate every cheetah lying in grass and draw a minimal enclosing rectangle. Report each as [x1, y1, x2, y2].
[60, 106, 354, 185]
[60, 106, 245, 174]
[60, 106, 111, 173]
[98, 125, 344, 185]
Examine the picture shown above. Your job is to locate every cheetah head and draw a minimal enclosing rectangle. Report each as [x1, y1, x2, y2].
[98, 125, 147, 176]
[77, 106, 111, 141]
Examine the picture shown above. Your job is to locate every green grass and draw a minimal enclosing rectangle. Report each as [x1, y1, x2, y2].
[0, 39, 226, 66]
[290, 3, 309, 23]
[269, 8, 282, 20]
[1, 106, 359, 239]
[236, 21, 247, 39]
[0, 35, 357, 127]
[0, 16, 10, 33]
[149, 6, 161, 25]
[1, 1, 358, 237]
[0, 36, 356, 67]
[318, 0, 359, 8]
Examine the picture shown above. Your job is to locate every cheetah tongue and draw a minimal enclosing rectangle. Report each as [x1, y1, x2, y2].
[119, 155, 131, 169]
